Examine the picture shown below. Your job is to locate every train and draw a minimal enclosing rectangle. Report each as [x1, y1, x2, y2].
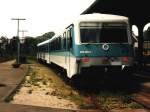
[37, 13, 134, 78]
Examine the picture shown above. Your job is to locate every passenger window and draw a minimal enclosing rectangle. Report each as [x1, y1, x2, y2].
[63, 32, 66, 50]
[68, 28, 73, 48]
[58, 36, 61, 50]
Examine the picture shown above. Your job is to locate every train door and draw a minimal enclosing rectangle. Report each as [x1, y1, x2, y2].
[66, 27, 73, 77]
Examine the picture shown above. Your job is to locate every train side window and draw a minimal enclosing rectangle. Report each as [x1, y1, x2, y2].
[70, 28, 73, 39]
[45, 44, 48, 52]
[70, 28, 73, 47]
[51, 41, 55, 51]
[54, 39, 57, 50]
[44, 45, 46, 52]
[67, 30, 70, 49]
[67, 28, 73, 48]
[55, 38, 58, 50]
[57, 38, 59, 50]
[50, 42, 51, 51]
[53, 41, 55, 51]
[58, 36, 61, 50]
[46, 44, 47, 52]
[43, 46, 45, 51]
[64, 38, 66, 50]
[58, 37, 61, 50]
[54, 37, 61, 51]
[49, 43, 51, 51]
[52, 41, 54, 51]
[63, 32, 66, 50]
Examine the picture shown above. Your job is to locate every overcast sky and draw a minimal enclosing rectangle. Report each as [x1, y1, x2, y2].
[0, 0, 95, 38]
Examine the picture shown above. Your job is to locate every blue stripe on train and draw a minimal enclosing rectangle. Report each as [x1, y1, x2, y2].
[74, 44, 134, 57]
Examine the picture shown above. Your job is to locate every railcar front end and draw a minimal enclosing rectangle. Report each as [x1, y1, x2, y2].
[73, 21, 134, 76]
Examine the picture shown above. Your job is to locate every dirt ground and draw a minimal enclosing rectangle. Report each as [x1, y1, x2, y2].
[10, 62, 81, 110]
[1, 60, 16, 65]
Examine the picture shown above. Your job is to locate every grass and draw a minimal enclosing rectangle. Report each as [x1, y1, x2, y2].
[25, 67, 42, 86]
[96, 91, 143, 111]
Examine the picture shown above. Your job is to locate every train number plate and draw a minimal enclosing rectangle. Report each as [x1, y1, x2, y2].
[111, 61, 121, 65]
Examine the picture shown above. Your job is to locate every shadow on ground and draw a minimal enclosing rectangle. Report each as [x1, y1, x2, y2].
[48, 64, 150, 96]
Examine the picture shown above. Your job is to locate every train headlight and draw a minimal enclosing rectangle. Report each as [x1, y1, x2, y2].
[82, 57, 90, 63]
[122, 57, 129, 63]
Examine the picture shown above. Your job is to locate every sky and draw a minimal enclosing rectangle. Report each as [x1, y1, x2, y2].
[0, 0, 95, 38]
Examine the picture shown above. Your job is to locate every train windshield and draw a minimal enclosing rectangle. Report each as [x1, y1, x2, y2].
[80, 22, 128, 43]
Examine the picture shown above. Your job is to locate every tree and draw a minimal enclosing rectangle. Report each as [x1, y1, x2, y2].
[7, 36, 19, 56]
[36, 31, 55, 43]
[0, 31, 55, 61]
[143, 27, 150, 41]
[0, 36, 9, 57]
[23, 36, 37, 56]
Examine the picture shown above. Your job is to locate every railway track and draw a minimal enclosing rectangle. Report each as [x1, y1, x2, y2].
[70, 71, 150, 111]
[131, 72, 150, 110]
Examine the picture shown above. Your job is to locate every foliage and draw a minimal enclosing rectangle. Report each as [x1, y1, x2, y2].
[22, 36, 37, 56]
[143, 27, 150, 41]
[97, 91, 142, 111]
[0, 31, 55, 61]
[36, 31, 55, 43]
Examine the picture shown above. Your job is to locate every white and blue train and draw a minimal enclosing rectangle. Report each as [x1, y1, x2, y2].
[37, 13, 134, 78]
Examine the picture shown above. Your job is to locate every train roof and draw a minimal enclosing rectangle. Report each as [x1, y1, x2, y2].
[37, 38, 51, 46]
[37, 13, 129, 46]
[75, 13, 129, 23]
[65, 13, 129, 29]
[37, 34, 61, 46]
